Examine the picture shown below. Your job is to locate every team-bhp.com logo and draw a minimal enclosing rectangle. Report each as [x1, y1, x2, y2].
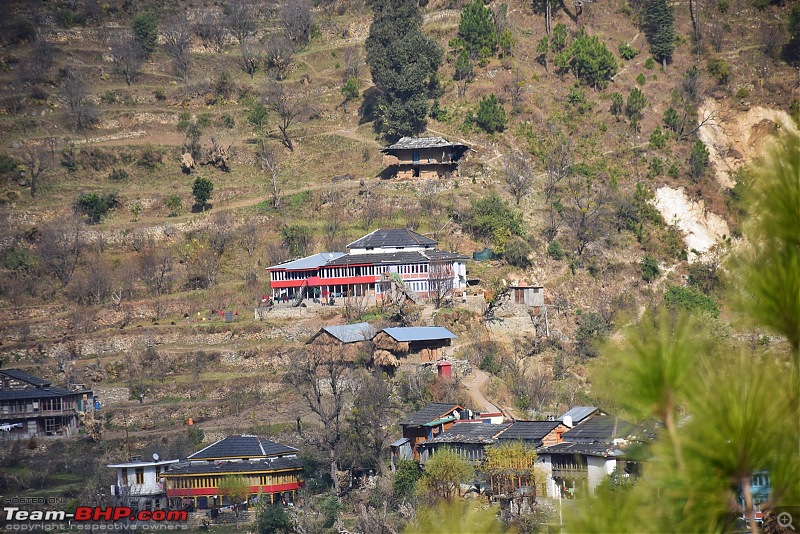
[5, 507, 188, 522]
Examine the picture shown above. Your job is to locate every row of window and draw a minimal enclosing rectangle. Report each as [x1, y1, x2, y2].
[320, 263, 431, 279]
[1, 398, 66, 413]
[270, 270, 318, 281]
[167, 473, 297, 490]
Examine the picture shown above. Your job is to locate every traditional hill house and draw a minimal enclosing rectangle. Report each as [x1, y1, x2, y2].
[266, 229, 468, 304]
[397, 402, 464, 462]
[497, 420, 569, 449]
[161, 435, 303, 510]
[305, 323, 377, 364]
[417, 422, 511, 466]
[538, 416, 641, 498]
[381, 137, 470, 179]
[373, 326, 456, 364]
[108, 456, 180, 511]
[0, 368, 93, 438]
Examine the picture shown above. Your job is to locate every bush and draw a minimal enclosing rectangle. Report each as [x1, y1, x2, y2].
[688, 140, 710, 181]
[393, 458, 422, 500]
[504, 238, 531, 268]
[258, 505, 290, 534]
[640, 254, 660, 282]
[475, 93, 507, 133]
[132, 12, 158, 56]
[74, 192, 121, 223]
[649, 127, 667, 149]
[547, 240, 565, 260]
[707, 58, 730, 85]
[575, 311, 611, 359]
[636, 73, 646, 85]
[192, 177, 214, 210]
[619, 43, 638, 60]
[570, 31, 618, 89]
[108, 168, 129, 182]
[463, 193, 524, 247]
[479, 353, 501, 375]
[165, 195, 182, 216]
[644, 56, 655, 69]
[3, 247, 36, 274]
[664, 285, 719, 317]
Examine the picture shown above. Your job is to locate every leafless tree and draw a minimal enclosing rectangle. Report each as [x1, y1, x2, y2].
[19, 40, 58, 85]
[62, 70, 99, 131]
[139, 246, 174, 296]
[38, 216, 84, 287]
[256, 138, 282, 208]
[542, 133, 572, 204]
[239, 219, 261, 256]
[428, 261, 454, 309]
[162, 17, 193, 82]
[760, 22, 784, 60]
[342, 371, 396, 477]
[194, 10, 226, 52]
[281, 0, 313, 47]
[67, 255, 113, 305]
[503, 152, 534, 205]
[505, 69, 526, 113]
[285, 345, 352, 496]
[223, 0, 258, 46]
[264, 35, 294, 80]
[707, 20, 725, 54]
[239, 37, 261, 77]
[207, 212, 235, 255]
[562, 175, 609, 257]
[265, 79, 309, 151]
[109, 33, 143, 86]
[19, 144, 50, 198]
[343, 46, 362, 82]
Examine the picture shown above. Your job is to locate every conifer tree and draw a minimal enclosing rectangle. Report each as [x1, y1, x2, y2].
[644, 0, 676, 68]
[365, 0, 442, 140]
[458, 0, 498, 57]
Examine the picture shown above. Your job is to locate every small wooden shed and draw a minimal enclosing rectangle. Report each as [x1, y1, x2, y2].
[305, 322, 377, 363]
[373, 326, 457, 361]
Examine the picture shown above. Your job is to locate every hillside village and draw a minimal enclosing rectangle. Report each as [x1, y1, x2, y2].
[0, 0, 798, 532]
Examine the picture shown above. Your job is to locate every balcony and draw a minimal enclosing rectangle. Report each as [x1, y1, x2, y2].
[117, 483, 166, 497]
[551, 467, 589, 479]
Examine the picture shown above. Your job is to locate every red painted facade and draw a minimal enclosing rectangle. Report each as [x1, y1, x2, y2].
[166, 481, 302, 498]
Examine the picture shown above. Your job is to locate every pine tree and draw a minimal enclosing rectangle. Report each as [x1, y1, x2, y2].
[645, 0, 675, 68]
[365, 0, 442, 140]
[626, 87, 648, 132]
[458, 0, 498, 56]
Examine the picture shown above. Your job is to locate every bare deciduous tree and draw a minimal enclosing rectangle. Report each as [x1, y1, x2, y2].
[265, 79, 309, 151]
[109, 33, 143, 86]
[256, 138, 282, 208]
[63, 70, 99, 131]
[542, 134, 572, 204]
[239, 219, 261, 256]
[285, 346, 352, 495]
[343, 46, 362, 82]
[503, 152, 534, 206]
[342, 371, 396, 477]
[281, 0, 313, 47]
[224, 0, 257, 46]
[264, 35, 293, 80]
[239, 37, 261, 77]
[19, 144, 50, 198]
[428, 260, 454, 309]
[194, 10, 226, 52]
[19, 40, 58, 85]
[562, 175, 609, 257]
[162, 18, 193, 82]
[139, 246, 174, 296]
[38, 216, 84, 287]
[207, 212, 235, 255]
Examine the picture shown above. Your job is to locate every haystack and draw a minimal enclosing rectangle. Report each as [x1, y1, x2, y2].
[373, 350, 400, 367]
[373, 332, 409, 354]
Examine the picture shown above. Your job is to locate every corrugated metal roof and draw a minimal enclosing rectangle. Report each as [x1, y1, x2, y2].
[164, 457, 303, 476]
[267, 252, 345, 271]
[383, 327, 456, 342]
[188, 435, 297, 460]
[421, 422, 511, 445]
[325, 250, 468, 267]
[0, 369, 52, 387]
[347, 229, 438, 250]
[561, 417, 636, 444]
[382, 137, 469, 151]
[321, 323, 377, 343]
[538, 442, 617, 457]
[497, 421, 561, 443]
[390, 438, 410, 447]
[400, 402, 461, 426]
[0, 387, 77, 401]
[558, 406, 599, 424]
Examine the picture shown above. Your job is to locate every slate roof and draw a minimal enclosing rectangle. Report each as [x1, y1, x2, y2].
[497, 421, 562, 445]
[382, 327, 456, 342]
[538, 442, 624, 458]
[558, 406, 601, 425]
[165, 457, 303, 476]
[382, 137, 469, 151]
[0, 387, 76, 401]
[561, 416, 636, 444]
[267, 252, 345, 271]
[324, 250, 468, 267]
[0, 369, 51, 387]
[347, 229, 437, 250]
[307, 323, 377, 344]
[400, 402, 461, 426]
[390, 437, 410, 447]
[187, 435, 298, 460]
[420, 422, 511, 445]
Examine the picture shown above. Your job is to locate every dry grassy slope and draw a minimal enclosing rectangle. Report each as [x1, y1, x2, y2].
[0, 0, 797, 441]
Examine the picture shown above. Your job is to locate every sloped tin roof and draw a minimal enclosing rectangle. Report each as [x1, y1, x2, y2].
[187, 435, 297, 460]
[166, 457, 303, 476]
[347, 229, 437, 250]
[421, 422, 511, 445]
[0, 369, 52, 387]
[320, 323, 377, 343]
[561, 417, 636, 444]
[383, 327, 456, 342]
[497, 421, 562, 443]
[382, 137, 469, 151]
[267, 252, 345, 271]
[400, 402, 461, 426]
[558, 406, 599, 424]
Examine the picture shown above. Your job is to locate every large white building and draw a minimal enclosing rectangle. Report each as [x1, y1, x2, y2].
[267, 229, 468, 302]
[108, 456, 180, 511]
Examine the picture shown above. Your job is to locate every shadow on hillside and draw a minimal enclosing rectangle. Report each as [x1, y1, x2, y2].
[359, 87, 380, 126]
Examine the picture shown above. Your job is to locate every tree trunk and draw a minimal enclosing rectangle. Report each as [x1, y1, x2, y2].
[546, 2, 552, 36]
[741, 476, 758, 534]
[330, 454, 341, 495]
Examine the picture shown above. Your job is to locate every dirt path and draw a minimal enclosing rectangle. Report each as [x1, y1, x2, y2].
[462, 367, 500, 413]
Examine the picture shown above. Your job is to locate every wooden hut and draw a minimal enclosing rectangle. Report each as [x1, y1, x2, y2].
[373, 327, 456, 362]
[305, 323, 377, 363]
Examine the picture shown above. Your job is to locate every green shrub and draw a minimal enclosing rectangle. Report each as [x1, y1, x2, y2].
[664, 285, 719, 317]
[649, 127, 667, 149]
[570, 31, 618, 89]
[619, 43, 638, 60]
[688, 140, 710, 181]
[640, 254, 660, 282]
[644, 56, 655, 69]
[475, 93, 507, 133]
[636, 73, 646, 85]
[74, 192, 121, 224]
[165, 195, 182, 216]
[108, 168, 129, 182]
[547, 240, 565, 260]
[668, 163, 680, 178]
[459, 0, 499, 55]
[707, 58, 730, 85]
[132, 12, 158, 56]
[463, 193, 524, 247]
[610, 92, 624, 120]
[192, 177, 214, 210]
[3, 247, 36, 273]
[504, 238, 531, 268]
